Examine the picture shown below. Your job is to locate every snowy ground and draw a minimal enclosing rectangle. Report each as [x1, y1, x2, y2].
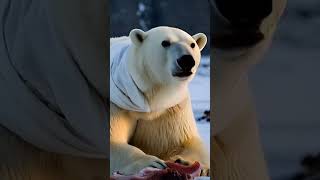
[189, 56, 210, 153]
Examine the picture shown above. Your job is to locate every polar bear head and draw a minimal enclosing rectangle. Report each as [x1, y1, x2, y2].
[128, 26, 207, 88]
[210, 0, 287, 133]
[124, 26, 207, 111]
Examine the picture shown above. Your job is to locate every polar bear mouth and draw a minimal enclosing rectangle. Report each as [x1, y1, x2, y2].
[211, 0, 270, 50]
[172, 71, 193, 78]
[212, 30, 264, 49]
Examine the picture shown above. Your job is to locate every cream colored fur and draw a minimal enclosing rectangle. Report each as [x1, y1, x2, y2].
[0, 126, 107, 180]
[212, 0, 287, 179]
[110, 27, 210, 175]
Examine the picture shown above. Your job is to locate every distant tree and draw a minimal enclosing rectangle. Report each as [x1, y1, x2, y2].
[136, 0, 159, 30]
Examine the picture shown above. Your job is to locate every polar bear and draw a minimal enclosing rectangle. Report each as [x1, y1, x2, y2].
[110, 26, 209, 176]
[211, 0, 287, 179]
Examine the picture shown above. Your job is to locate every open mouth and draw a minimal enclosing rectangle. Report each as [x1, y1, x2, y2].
[212, 30, 264, 50]
[172, 71, 193, 78]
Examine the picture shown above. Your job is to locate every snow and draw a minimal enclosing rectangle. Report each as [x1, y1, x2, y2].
[138, 3, 146, 12]
[196, 122, 210, 152]
[195, 177, 210, 180]
[189, 56, 210, 153]
[136, 2, 148, 30]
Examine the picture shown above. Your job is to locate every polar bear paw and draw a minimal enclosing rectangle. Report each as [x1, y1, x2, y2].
[118, 155, 167, 175]
[170, 156, 210, 177]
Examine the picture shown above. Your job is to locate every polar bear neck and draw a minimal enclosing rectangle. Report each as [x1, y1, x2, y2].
[144, 83, 189, 112]
[110, 39, 187, 113]
[126, 46, 189, 113]
[110, 39, 151, 112]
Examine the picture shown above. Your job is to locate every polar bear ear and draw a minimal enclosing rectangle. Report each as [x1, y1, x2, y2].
[129, 29, 147, 46]
[192, 33, 207, 51]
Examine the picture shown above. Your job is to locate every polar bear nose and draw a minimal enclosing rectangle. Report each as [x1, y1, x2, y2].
[214, 0, 272, 28]
[176, 55, 195, 71]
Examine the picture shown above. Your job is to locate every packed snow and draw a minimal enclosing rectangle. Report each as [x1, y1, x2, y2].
[189, 56, 210, 153]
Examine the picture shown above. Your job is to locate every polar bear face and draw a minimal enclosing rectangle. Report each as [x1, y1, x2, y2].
[129, 26, 207, 86]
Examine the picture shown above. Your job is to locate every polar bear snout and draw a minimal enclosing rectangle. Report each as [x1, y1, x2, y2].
[172, 55, 195, 78]
[212, 0, 272, 49]
[214, 0, 272, 28]
[177, 55, 195, 72]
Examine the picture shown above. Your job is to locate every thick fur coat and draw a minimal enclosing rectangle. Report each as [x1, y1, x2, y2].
[110, 27, 210, 176]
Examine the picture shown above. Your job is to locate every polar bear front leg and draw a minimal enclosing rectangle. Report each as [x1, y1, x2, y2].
[110, 142, 166, 175]
[166, 99, 210, 176]
[110, 106, 166, 175]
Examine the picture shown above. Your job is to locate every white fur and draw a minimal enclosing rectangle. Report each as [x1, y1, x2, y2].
[110, 26, 209, 175]
[110, 38, 151, 112]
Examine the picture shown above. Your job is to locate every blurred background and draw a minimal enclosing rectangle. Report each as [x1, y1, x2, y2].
[110, 0, 211, 151]
[110, 0, 210, 54]
[249, 0, 320, 179]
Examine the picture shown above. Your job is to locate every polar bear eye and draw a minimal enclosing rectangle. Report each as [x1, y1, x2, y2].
[161, 40, 171, 48]
[190, 43, 196, 48]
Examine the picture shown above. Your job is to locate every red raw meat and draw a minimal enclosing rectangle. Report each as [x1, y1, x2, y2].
[110, 161, 202, 180]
